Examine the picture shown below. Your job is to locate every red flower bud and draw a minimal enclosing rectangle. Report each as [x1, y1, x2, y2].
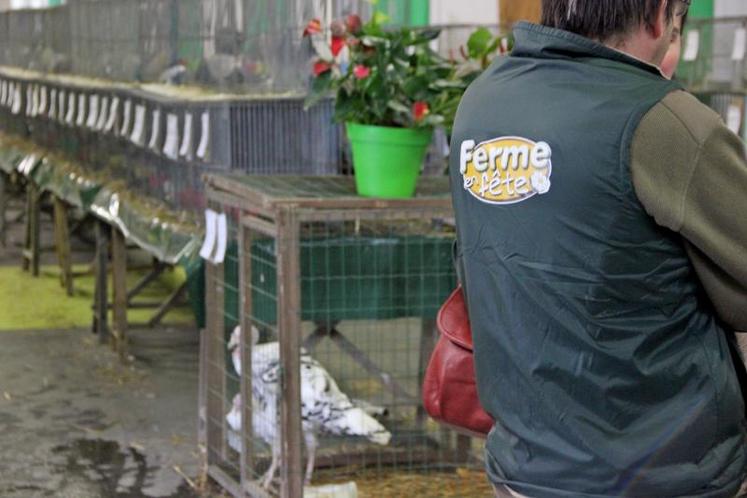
[412, 101, 429, 122]
[353, 65, 371, 79]
[346, 14, 362, 34]
[313, 60, 332, 76]
[330, 19, 347, 38]
[303, 18, 322, 37]
[331, 35, 346, 57]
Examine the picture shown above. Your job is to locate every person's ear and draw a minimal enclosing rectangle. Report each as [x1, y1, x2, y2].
[650, 0, 670, 40]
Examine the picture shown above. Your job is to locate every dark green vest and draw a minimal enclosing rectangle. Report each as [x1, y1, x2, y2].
[450, 23, 747, 497]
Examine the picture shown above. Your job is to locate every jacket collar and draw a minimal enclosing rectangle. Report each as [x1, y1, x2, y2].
[511, 21, 665, 77]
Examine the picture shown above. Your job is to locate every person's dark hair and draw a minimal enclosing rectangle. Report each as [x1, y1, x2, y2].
[541, 0, 678, 42]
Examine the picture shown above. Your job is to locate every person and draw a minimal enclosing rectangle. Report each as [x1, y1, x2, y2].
[450, 0, 747, 496]
[661, 6, 688, 79]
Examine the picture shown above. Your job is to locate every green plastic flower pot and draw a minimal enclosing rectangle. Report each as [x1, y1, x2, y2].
[346, 123, 433, 198]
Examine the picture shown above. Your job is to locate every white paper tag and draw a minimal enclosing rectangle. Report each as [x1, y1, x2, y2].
[727, 104, 742, 134]
[196, 111, 210, 159]
[120, 99, 133, 136]
[38, 86, 47, 115]
[105, 97, 120, 133]
[76, 94, 86, 126]
[86, 94, 99, 128]
[95, 96, 109, 131]
[163, 113, 180, 159]
[48, 88, 56, 118]
[12, 85, 22, 115]
[148, 108, 162, 150]
[0, 81, 6, 107]
[733, 27, 746, 61]
[213, 213, 228, 264]
[57, 90, 65, 121]
[130, 104, 146, 145]
[26, 85, 34, 116]
[199, 209, 219, 260]
[66, 92, 76, 124]
[179, 113, 194, 158]
[683, 30, 700, 62]
[32, 85, 40, 116]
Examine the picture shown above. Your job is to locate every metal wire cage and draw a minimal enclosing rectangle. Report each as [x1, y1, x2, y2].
[200, 175, 491, 498]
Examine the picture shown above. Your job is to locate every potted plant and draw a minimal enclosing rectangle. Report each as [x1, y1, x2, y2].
[304, 13, 467, 198]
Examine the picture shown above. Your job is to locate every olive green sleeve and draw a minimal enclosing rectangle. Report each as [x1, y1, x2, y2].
[631, 90, 747, 331]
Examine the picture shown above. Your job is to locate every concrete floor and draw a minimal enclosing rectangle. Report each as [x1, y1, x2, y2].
[0, 189, 224, 497]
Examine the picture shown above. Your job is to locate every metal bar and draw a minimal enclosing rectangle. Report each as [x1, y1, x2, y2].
[146, 281, 187, 327]
[111, 226, 128, 359]
[276, 206, 303, 498]
[126, 261, 166, 303]
[238, 221, 254, 486]
[329, 328, 418, 404]
[416, 318, 438, 428]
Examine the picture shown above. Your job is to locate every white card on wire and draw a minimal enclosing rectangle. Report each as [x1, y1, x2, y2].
[727, 105, 742, 134]
[38, 86, 47, 115]
[196, 111, 210, 159]
[105, 97, 120, 133]
[120, 99, 133, 136]
[733, 27, 746, 61]
[148, 108, 162, 150]
[76, 94, 86, 126]
[179, 113, 194, 158]
[86, 94, 99, 128]
[48, 88, 56, 118]
[683, 30, 700, 62]
[95, 97, 109, 130]
[66, 92, 76, 124]
[163, 113, 180, 159]
[131, 104, 146, 145]
[12, 86, 22, 115]
[199, 209, 219, 260]
[213, 213, 228, 265]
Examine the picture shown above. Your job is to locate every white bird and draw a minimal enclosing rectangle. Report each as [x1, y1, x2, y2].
[226, 325, 391, 488]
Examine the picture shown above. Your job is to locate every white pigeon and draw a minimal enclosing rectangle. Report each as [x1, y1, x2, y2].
[226, 325, 392, 488]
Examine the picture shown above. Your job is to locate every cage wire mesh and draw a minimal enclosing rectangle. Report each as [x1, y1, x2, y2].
[202, 176, 493, 498]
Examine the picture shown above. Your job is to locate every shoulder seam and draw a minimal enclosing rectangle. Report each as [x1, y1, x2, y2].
[658, 91, 719, 146]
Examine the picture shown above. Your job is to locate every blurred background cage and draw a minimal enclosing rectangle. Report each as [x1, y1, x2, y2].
[678, 15, 747, 141]
[200, 175, 492, 498]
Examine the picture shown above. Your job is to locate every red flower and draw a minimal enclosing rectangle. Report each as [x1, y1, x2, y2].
[331, 35, 346, 57]
[413, 101, 430, 122]
[353, 65, 370, 79]
[313, 60, 332, 76]
[346, 14, 362, 34]
[303, 18, 322, 37]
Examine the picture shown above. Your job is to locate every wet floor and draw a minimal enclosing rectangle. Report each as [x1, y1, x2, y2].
[0, 327, 221, 498]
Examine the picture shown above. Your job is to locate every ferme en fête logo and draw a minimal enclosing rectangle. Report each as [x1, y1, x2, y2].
[460, 136, 552, 205]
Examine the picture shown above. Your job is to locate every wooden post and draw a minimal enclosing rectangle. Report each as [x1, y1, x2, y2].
[111, 226, 128, 359]
[0, 173, 7, 247]
[22, 183, 41, 276]
[500, 0, 542, 26]
[205, 247, 228, 462]
[238, 222, 254, 485]
[93, 220, 110, 344]
[276, 206, 303, 498]
[53, 196, 74, 296]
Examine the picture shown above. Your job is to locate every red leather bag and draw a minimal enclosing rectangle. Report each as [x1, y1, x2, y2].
[422, 286, 494, 437]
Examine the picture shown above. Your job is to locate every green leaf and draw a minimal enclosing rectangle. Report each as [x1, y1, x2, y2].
[467, 27, 493, 59]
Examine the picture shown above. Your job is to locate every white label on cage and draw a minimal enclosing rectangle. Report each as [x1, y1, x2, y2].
[179, 112, 193, 158]
[26, 86, 33, 116]
[12, 85, 22, 115]
[4, 82, 10, 108]
[95, 96, 109, 131]
[0, 82, 6, 107]
[148, 108, 162, 150]
[213, 213, 228, 264]
[120, 99, 133, 137]
[76, 94, 86, 127]
[48, 88, 56, 118]
[683, 30, 699, 62]
[58, 90, 66, 122]
[199, 209, 218, 261]
[66, 92, 76, 124]
[86, 94, 99, 129]
[163, 113, 180, 160]
[733, 27, 747, 61]
[130, 104, 146, 145]
[727, 105, 742, 134]
[105, 97, 120, 133]
[196, 111, 210, 159]
[32, 85, 41, 116]
[38, 86, 47, 115]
